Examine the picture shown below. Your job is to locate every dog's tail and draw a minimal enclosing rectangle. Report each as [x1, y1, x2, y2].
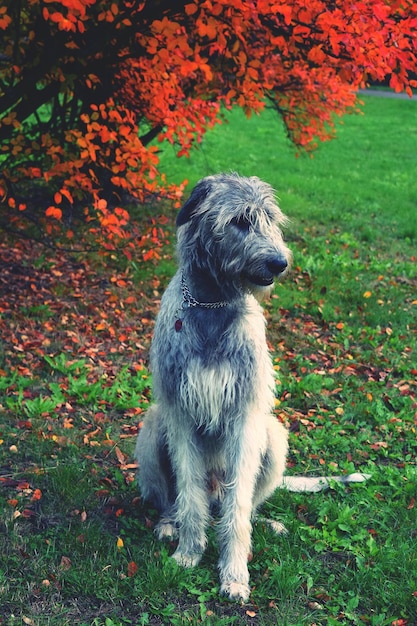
[279, 473, 371, 493]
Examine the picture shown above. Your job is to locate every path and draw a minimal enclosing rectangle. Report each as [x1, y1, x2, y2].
[358, 88, 417, 100]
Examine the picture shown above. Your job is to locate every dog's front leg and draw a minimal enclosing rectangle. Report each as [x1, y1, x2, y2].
[217, 418, 263, 602]
[168, 431, 210, 567]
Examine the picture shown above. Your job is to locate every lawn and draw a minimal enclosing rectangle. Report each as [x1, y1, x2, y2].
[0, 94, 416, 626]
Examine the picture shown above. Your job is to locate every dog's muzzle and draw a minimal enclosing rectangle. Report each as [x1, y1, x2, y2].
[248, 257, 288, 286]
[267, 257, 288, 277]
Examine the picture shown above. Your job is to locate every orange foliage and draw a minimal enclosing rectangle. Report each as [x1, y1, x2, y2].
[0, 0, 416, 254]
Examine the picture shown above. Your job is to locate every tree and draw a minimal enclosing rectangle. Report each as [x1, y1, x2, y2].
[0, 0, 416, 256]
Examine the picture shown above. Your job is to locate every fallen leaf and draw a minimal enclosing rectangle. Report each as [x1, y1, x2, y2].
[31, 488, 42, 501]
[370, 442, 388, 450]
[127, 561, 138, 577]
[308, 601, 323, 610]
[115, 446, 126, 465]
[60, 556, 72, 570]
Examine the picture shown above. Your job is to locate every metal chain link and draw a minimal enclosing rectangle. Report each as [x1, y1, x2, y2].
[180, 272, 230, 309]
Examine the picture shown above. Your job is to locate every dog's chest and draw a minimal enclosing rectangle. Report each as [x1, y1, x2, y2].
[152, 289, 274, 423]
[156, 288, 268, 368]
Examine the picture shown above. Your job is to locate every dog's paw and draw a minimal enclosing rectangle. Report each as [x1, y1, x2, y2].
[257, 516, 288, 535]
[172, 549, 202, 568]
[155, 520, 178, 541]
[220, 581, 250, 603]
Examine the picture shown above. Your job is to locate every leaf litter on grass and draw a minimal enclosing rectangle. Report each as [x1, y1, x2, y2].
[0, 235, 156, 522]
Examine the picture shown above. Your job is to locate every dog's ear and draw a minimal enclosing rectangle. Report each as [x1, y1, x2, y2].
[176, 179, 212, 227]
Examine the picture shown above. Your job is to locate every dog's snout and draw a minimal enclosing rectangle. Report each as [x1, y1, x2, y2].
[267, 257, 288, 276]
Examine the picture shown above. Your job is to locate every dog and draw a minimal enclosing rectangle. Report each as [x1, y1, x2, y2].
[135, 173, 369, 602]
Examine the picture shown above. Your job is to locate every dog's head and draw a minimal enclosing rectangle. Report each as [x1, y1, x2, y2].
[176, 173, 292, 298]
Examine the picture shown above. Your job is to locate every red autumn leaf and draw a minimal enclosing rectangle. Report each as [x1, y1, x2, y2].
[31, 488, 42, 502]
[127, 561, 138, 577]
[60, 188, 74, 204]
[45, 206, 63, 220]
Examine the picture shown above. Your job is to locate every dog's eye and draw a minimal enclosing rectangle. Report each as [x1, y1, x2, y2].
[231, 216, 251, 232]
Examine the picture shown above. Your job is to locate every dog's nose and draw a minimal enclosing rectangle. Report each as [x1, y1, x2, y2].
[267, 258, 288, 276]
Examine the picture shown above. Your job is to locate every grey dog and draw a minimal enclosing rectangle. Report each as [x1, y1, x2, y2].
[135, 172, 369, 602]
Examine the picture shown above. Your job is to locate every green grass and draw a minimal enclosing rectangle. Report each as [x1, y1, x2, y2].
[158, 96, 417, 244]
[1, 94, 416, 625]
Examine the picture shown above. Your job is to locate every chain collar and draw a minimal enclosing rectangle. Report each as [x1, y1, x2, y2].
[180, 271, 230, 310]
[174, 272, 232, 332]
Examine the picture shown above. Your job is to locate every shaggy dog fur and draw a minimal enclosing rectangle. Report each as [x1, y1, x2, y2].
[135, 173, 369, 602]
